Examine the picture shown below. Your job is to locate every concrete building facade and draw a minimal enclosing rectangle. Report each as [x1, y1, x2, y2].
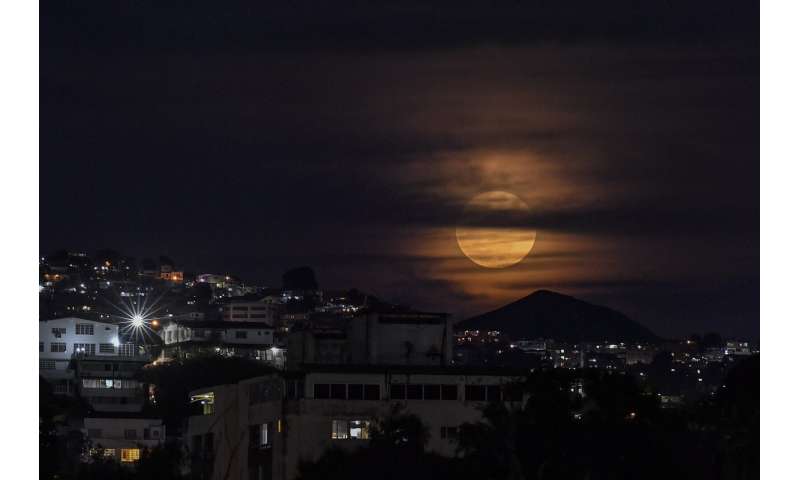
[186, 366, 527, 480]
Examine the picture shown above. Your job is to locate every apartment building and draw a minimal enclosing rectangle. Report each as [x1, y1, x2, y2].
[39, 317, 150, 411]
[84, 415, 166, 464]
[186, 366, 527, 480]
[159, 320, 285, 368]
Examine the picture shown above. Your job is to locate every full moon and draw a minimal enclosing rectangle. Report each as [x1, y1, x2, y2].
[456, 191, 536, 268]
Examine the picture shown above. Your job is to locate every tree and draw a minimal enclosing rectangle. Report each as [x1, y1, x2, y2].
[282, 266, 318, 291]
[297, 408, 451, 480]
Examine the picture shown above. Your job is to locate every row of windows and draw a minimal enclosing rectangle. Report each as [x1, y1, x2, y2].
[313, 384, 380, 400]
[82, 378, 141, 389]
[87, 428, 156, 440]
[309, 383, 522, 402]
[76, 323, 94, 335]
[390, 384, 458, 401]
[88, 448, 140, 462]
[40, 342, 118, 354]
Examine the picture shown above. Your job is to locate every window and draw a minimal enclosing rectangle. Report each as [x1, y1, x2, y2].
[144, 428, 150, 440]
[73, 343, 96, 355]
[119, 343, 135, 357]
[332, 420, 370, 440]
[204, 432, 214, 454]
[52, 327, 66, 338]
[314, 384, 330, 399]
[50, 342, 66, 352]
[364, 384, 380, 400]
[103, 448, 115, 458]
[487, 385, 501, 402]
[441, 385, 458, 400]
[152, 429, 160, 439]
[406, 384, 423, 400]
[120, 448, 140, 463]
[75, 323, 94, 335]
[349, 420, 370, 439]
[424, 384, 441, 400]
[390, 384, 405, 400]
[330, 384, 346, 399]
[465, 385, 486, 401]
[251, 423, 270, 448]
[99, 343, 115, 354]
[348, 384, 364, 400]
[503, 384, 524, 402]
[39, 342, 43, 352]
[235, 331, 247, 339]
[39, 359, 56, 370]
[124, 429, 137, 440]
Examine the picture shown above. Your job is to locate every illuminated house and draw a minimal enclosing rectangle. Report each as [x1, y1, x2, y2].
[39, 317, 150, 411]
[185, 366, 527, 480]
[159, 319, 285, 368]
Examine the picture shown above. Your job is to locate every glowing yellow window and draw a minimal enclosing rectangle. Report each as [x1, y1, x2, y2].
[120, 448, 140, 463]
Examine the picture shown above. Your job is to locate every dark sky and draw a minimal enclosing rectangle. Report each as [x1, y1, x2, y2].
[41, 1, 759, 339]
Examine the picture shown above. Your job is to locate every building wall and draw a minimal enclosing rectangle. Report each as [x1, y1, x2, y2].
[349, 313, 453, 366]
[84, 417, 165, 463]
[222, 302, 273, 325]
[188, 370, 526, 480]
[76, 356, 149, 412]
[161, 323, 275, 346]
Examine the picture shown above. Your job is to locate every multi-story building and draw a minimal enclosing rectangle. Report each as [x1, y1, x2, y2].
[39, 317, 127, 394]
[76, 355, 150, 413]
[84, 415, 166, 464]
[221, 300, 274, 325]
[288, 308, 453, 368]
[159, 320, 285, 368]
[39, 317, 150, 410]
[186, 366, 527, 480]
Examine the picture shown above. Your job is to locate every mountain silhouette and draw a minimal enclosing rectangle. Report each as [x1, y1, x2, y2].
[457, 290, 659, 342]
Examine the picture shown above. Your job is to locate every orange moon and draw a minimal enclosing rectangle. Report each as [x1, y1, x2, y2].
[456, 191, 536, 268]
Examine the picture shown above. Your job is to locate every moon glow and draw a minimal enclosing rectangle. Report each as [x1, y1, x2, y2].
[456, 191, 536, 268]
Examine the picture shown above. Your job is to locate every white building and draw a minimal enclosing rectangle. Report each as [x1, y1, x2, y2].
[159, 320, 284, 368]
[39, 317, 131, 394]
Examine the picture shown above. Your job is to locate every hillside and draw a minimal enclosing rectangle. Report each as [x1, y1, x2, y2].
[457, 290, 658, 342]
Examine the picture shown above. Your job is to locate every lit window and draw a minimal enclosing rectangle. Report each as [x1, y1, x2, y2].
[331, 420, 370, 440]
[103, 448, 115, 457]
[120, 448, 140, 463]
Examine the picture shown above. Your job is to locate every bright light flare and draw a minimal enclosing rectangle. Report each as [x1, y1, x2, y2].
[106, 288, 168, 345]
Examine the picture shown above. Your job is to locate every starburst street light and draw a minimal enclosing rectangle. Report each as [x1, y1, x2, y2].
[105, 288, 166, 346]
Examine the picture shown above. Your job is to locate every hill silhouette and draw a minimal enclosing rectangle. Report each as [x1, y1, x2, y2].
[457, 290, 658, 342]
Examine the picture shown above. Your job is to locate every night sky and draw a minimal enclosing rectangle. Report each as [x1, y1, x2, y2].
[41, 1, 759, 339]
